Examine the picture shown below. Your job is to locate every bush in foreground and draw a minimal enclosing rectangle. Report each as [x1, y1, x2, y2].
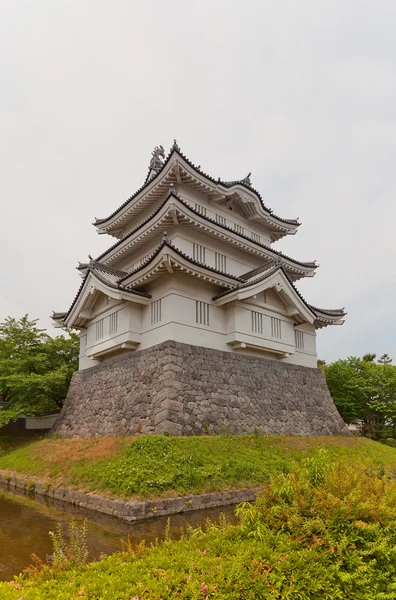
[2, 451, 396, 599]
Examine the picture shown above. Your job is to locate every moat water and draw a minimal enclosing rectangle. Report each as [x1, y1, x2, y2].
[0, 488, 236, 581]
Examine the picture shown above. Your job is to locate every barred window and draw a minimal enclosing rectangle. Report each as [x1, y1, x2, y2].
[195, 203, 207, 217]
[295, 330, 304, 350]
[251, 311, 263, 334]
[151, 299, 162, 325]
[95, 319, 104, 341]
[196, 301, 210, 326]
[215, 213, 226, 226]
[193, 243, 206, 263]
[215, 252, 227, 272]
[234, 223, 244, 235]
[109, 312, 118, 335]
[271, 317, 282, 339]
[251, 232, 260, 243]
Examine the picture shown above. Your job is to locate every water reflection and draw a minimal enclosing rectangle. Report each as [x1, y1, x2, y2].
[0, 488, 236, 581]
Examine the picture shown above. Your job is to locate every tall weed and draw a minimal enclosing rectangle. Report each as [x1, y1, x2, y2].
[49, 518, 88, 570]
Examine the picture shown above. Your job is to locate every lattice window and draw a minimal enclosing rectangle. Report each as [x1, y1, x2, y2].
[109, 312, 118, 335]
[95, 319, 104, 341]
[295, 330, 304, 350]
[234, 223, 244, 235]
[271, 317, 282, 339]
[196, 301, 210, 326]
[251, 311, 263, 334]
[151, 299, 162, 325]
[193, 243, 206, 263]
[251, 232, 260, 243]
[215, 252, 227, 272]
[215, 213, 227, 226]
[195, 203, 207, 217]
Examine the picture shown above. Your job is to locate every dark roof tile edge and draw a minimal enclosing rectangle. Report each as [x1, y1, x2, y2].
[53, 265, 151, 324]
[118, 239, 243, 285]
[94, 147, 300, 228]
[212, 265, 346, 320]
[95, 191, 316, 270]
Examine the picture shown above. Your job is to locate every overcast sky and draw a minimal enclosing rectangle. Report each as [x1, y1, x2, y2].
[1, 0, 395, 362]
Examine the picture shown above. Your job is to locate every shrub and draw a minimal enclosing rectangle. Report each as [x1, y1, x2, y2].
[49, 518, 88, 570]
[4, 456, 396, 598]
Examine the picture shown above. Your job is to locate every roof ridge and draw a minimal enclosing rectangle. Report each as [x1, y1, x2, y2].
[90, 260, 128, 277]
[118, 238, 243, 285]
[94, 144, 300, 228]
[95, 190, 316, 271]
[212, 265, 345, 323]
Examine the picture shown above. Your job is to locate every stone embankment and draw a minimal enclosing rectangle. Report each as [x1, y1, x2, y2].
[51, 341, 350, 438]
[0, 473, 260, 523]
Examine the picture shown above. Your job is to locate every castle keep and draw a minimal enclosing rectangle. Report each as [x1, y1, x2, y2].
[52, 142, 349, 437]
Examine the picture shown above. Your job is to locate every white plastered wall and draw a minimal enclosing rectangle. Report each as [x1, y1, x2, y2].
[78, 273, 317, 370]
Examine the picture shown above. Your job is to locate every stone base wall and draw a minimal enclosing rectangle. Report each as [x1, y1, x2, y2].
[51, 341, 349, 438]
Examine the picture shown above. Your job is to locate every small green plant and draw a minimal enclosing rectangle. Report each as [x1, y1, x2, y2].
[49, 518, 88, 570]
[304, 448, 331, 487]
[4, 460, 396, 598]
[219, 426, 231, 437]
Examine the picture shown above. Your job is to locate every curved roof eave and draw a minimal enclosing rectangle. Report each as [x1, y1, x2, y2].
[56, 266, 151, 328]
[119, 238, 243, 288]
[212, 265, 346, 326]
[94, 191, 316, 273]
[93, 145, 300, 232]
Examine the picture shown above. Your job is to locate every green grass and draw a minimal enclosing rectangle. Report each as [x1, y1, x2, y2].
[2, 453, 396, 599]
[0, 434, 396, 500]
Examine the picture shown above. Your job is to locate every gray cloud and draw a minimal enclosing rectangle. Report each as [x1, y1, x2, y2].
[1, 0, 395, 362]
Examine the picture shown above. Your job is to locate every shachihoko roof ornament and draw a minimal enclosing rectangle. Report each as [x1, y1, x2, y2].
[147, 144, 165, 180]
[224, 172, 252, 188]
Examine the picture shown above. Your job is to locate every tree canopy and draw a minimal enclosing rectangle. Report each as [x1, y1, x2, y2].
[0, 315, 79, 426]
[324, 354, 396, 438]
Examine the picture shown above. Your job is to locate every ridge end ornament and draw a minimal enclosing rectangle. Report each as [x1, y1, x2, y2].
[149, 144, 165, 174]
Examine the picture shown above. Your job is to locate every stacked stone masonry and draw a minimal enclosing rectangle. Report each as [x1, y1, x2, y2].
[51, 341, 349, 438]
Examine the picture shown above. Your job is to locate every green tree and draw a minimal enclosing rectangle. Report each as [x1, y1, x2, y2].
[378, 353, 393, 365]
[324, 357, 377, 427]
[362, 353, 376, 362]
[325, 355, 396, 439]
[0, 315, 78, 426]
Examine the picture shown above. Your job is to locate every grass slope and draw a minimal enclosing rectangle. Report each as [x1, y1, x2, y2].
[0, 434, 395, 500]
[1, 454, 396, 599]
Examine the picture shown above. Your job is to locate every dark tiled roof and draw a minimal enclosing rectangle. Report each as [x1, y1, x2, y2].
[309, 305, 346, 317]
[53, 261, 151, 324]
[94, 145, 300, 228]
[119, 238, 243, 285]
[52, 311, 67, 321]
[95, 190, 316, 271]
[212, 264, 346, 321]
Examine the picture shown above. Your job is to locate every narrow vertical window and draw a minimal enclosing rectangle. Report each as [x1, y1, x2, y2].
[215, 252, 227, 272]
[95, 318, 104, 341]
[193, 243, 206, 264]
[271, 317, 282, 339]
[151, 299, 162, 325]
[295, 330, 304, 349]
[109, 312, 118, 335]
[215, 213, 226, 226]
[195, 203, 207, 216]
[251, 311, 263, 334]
[195, 301, 210, 326]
